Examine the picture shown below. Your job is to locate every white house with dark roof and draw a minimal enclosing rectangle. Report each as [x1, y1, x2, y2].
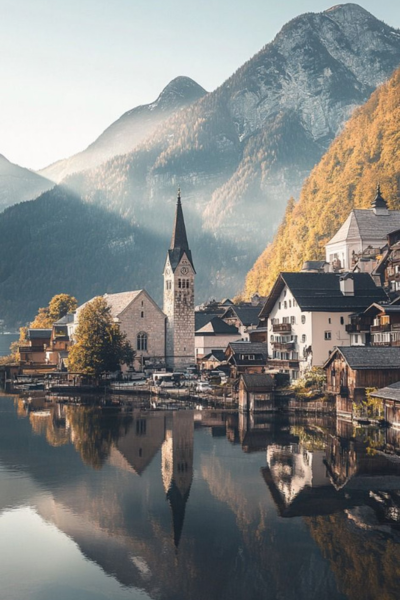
[195, 316, 239, 359]
[259, 272, 388, 380]
[325, 186, 400, 270]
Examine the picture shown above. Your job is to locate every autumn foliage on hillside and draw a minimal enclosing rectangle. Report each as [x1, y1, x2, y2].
[245, 68, 400, 298]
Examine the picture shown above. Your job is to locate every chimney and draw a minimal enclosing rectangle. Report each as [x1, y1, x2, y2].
[340, 274, 354, 296]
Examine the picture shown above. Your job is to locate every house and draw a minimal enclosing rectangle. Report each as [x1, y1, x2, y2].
[225, 342, 267, 379]
[221, 304, 261, 339]
[238, 373, 275, 413]
[19, 329, 52, 366]
[324, 346, 400, 417]
[195, 316, 239, 360]
[260, 272, 388, 381]
[346, 302, 400, 347]
[371, 382, 400, 427]
[198, 349, 226, 371]
[325, 185, 400, 270]
[75, 289, 166, 371]
[45, 314, 74, 367]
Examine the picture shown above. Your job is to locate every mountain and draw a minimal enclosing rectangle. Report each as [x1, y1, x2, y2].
[0, 188, 239, 327]
[57, 4, 400, 293]
[39, 76, 207, 182]
[244, 66, 400, 298]
[0, 154, 53, 212]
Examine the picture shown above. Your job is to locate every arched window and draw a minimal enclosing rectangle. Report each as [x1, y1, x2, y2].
[137, 332, 148, 351]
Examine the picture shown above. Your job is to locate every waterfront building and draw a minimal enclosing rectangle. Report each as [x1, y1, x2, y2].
[225, 341, 268, 379]
[260, 272, 388, 380]
[238, 373, 275, 413]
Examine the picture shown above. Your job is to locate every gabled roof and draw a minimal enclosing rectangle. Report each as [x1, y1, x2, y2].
[327, 209, 400, 247]
[227, 342, 268, 357]
[195, 316, 239, 336]
[371, 381, 400, 402]
[324, 346, 400, 370]
[77, 290, 164, 320]
[54, 313, 75, 325]
[199, 349, 226, 363]
[260, 272, 388, 317]
[241, 373, 274, 391]
[195, 312, 216, 331]
[222, 305, 261, 327]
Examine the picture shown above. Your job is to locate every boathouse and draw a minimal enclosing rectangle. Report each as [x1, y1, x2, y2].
[238, 373, 275, 413]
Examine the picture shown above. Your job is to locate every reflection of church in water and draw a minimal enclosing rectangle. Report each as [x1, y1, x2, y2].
[113, 410, 194, 549]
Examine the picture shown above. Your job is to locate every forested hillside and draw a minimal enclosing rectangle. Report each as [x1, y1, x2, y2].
[244, 68, 400, 298]
[0, 188, 240, 327]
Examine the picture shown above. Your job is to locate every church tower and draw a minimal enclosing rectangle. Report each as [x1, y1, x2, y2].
[163, 190, 195, 370]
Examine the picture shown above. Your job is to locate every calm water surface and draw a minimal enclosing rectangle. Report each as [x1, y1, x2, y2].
[0, 334, 18, 357]
[1, 396, 400, 600]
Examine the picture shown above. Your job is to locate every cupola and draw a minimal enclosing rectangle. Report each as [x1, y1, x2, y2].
[371, 184, 389, 216]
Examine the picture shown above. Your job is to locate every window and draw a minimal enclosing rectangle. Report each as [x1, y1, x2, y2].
[279, 302, 281, 309]
[301, 315, 306, 324]
[137, 332, 148, 351]
[340, 316, 344, 325]
[328, 318, 331, 324]
[141, 311, 144, 318]
[289, 300, 292, 307]
[283, 317, 289, 324]
[324, 331, 332, 340]
[270, 335, 274, 342]
[284, 301, 287, 309]
[166, 280, 172, 290]
[354, 334, 359, 344]
[301, 334, 306, 343]
[178, 279, 182, 288]
[290, 316, 295, 324]
[293, 299, 297, 307]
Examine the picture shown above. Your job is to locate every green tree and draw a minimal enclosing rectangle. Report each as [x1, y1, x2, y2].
[68, 297, 134, 381]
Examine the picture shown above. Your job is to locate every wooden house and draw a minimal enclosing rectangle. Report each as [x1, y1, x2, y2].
[19, 329, 52, 366]
[225, 342, 267, 379]
[198, 349, 226, 371]
[324, 346, 400, 417]
[371, 382, 400, 427]
[238, 373, 275, 413]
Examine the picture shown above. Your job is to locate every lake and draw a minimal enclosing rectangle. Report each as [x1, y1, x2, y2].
[1, 396, 400, 600]
[0, 333, 18, 357]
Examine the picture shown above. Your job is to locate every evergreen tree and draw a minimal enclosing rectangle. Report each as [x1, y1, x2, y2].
[68, 297, 134, 381]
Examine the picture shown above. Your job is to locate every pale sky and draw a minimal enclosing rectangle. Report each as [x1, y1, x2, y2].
[1, 0, 400, 170]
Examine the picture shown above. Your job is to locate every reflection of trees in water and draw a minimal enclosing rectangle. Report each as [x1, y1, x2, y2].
[306, 512, 400, 600]
[65, 407, 132, 469]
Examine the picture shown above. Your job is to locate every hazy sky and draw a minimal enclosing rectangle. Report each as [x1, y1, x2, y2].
[2, 0, 400, 170]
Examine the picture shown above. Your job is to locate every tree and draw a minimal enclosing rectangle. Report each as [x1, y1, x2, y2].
[68, 297, 134, 381]
[30, 293, 78, 329]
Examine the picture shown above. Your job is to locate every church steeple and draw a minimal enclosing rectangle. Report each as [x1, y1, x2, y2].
[167, 189, 195, 273]
[170, 189, 189, 251]
[371, 183, 389, 215]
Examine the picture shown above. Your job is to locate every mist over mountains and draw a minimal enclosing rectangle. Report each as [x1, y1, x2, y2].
[0, 154, 53, 213]
[2, 3, 400, 325]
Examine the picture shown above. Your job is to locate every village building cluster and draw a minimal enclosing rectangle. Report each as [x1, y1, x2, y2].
[10, 185, 400, 427]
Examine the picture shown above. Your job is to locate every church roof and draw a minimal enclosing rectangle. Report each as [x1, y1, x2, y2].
[327, 209, 400, 246]
[77, 290, 142, 318]
[168, 190, 195, 272]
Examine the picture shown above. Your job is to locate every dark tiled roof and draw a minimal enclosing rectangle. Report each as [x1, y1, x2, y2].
[27, 329, 52, 339]
[260, 272, 388, 317]
[327, 209, 400, 246]
[331, 346, 400, 370]
[195, 312, 216, 331]
[196, 317, 239, 336]
[200, 350, 226, 362]
[223, 305, 261, 326]
[228, 342, 268, 358]
[241, 373, 274, 391]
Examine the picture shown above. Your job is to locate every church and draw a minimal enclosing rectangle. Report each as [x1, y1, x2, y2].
[73, 190, 195, 371]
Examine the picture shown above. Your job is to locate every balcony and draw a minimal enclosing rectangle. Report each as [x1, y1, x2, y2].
[345, 321, 370, 333]
[371, 323, 391, 332]
[271, 341, 295, 350]
[272, 323, 292, 333]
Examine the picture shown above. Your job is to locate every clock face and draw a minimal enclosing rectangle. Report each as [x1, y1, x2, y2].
[165, 268, 171, 275]
[180, 266, 189, 275]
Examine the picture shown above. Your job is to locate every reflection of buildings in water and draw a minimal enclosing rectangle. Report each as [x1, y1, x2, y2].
[114, 412, 166, 475]
[238, 412, 275, 452]
[324, 435, 357, 490]
[265, 444, 330, 508]
[161, 411, 194, 548]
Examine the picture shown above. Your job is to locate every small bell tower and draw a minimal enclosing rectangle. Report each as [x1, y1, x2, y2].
[163, 189, 195, 370]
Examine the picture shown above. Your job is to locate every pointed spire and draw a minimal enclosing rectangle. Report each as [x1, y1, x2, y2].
[371, 183, 388, 210]
[170, 188, 189, 251]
